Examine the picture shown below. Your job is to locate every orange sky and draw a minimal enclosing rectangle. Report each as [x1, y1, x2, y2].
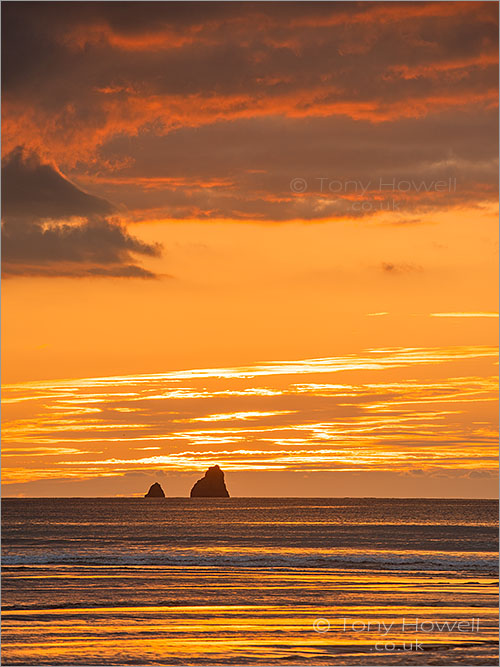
[1, 1, 498, 497]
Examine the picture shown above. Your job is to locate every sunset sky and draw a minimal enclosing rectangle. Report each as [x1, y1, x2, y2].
[1, 1, 498, 497]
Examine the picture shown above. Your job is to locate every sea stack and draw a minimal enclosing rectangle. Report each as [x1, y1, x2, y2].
[144, 482, 165, 498]
[190, 465, 230, 498]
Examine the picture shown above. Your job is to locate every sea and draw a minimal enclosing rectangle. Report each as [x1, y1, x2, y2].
[1, 498, 498, 666]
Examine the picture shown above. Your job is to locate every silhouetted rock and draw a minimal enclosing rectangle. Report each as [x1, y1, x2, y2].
[144, 482, 165, 498]
[190, 465, 230, 497]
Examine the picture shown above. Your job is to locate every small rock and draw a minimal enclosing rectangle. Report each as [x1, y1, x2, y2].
[144, 482, 165, 498]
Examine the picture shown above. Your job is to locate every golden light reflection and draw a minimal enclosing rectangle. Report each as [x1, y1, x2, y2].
[1, 346, 497, 491]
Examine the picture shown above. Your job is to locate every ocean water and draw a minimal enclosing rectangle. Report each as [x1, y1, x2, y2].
[1, 498, 498, 666]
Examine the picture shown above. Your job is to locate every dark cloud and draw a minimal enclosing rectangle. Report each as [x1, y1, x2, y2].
[467, 469, 496, 479]
[1, 149, 161, 278]
[381, 262, 422, 274]
[1, 2, 498, 224]
[3, 263, 158, 279]
[405, 468, 426, 476]
[86, 109, 497, 222]
[2, 146, 113, 220]
[2, 2, 497, 155]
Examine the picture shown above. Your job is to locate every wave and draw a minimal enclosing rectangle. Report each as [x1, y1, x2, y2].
[3, 547, 497, 573]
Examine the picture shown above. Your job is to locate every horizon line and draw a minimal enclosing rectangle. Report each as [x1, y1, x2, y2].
[3, 495, 498, 501]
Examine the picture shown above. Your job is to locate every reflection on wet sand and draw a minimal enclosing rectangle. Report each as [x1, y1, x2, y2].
[2, 567, 498, 665]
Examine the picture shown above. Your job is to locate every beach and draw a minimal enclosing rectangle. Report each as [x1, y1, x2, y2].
[2, 497, 498, 665]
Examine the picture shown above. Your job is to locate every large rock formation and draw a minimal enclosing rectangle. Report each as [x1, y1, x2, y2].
[144, 482, 165, 498]
[190, 465, 230, 497]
